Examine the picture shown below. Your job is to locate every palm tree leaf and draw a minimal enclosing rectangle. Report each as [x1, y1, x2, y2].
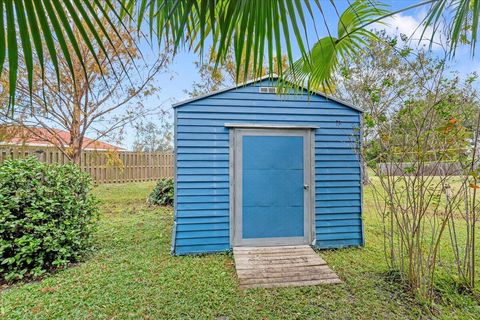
[419, 0, 480, 56]
[73, 0, 123, 78]
[5, 0, 480, 110]
[450, 0, 470, 53]
[14, 0, 33, 98]
[472, 0, 480, 54]
[6, 0, 18, 109]
[61, 0, 106, 79]
[91, 0, 140, 68]
[136, 0, 149, 29]
[285, 0, 388, 91]
[41, 0, 77, 81]
[49, 0, 94, 81]
[0, 1, 5, 77]
[423, 0, 446, 31]
[287, 0, 310, 73]
[128, 0, 312, 82]
[0, 1, 139, 111]
[272, 1, 284, 78]
[33, 0, 61, 83]
[0, 0, 390, 108]
[242, 2, 256, 82]
[265, 1, 274, 74]
[24, 0, 44, 74]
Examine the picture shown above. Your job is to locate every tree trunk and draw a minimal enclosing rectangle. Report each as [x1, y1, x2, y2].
[70, 146, 82, 165]
[362, 160, 371, 185]
[69, 98, 83, 165]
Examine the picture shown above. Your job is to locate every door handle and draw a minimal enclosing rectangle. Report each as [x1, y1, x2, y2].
[304, 185, 309, 190]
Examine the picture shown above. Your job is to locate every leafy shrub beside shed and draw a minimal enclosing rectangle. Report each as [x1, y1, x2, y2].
[148, 178, 174, 206]
[0, 157, 98, 282]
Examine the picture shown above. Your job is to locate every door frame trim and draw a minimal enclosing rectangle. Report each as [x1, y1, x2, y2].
[228, 126, 315, 247]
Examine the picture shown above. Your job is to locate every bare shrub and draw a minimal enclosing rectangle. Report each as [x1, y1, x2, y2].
[369, 73, 480, 303]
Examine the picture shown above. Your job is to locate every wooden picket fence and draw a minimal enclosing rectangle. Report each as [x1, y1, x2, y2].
[0, 146, 174, 184]
[377, 162, 464, 176]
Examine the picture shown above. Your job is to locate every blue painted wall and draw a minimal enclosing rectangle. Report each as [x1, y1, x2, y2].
[172, 79, 363, 255]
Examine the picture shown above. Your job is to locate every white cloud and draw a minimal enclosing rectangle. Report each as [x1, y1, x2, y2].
[372, 10, 480, 82]
[372, 12, 443, 50]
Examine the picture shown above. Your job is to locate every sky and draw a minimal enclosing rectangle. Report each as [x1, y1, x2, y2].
[117, 0, 480, 150]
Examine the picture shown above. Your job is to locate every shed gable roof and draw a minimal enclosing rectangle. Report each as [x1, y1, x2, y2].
[173, 75, 363, 113]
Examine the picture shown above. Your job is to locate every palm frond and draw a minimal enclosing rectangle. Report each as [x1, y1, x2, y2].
[0, 1, 132, 112]
[3, 0, 479, 112]
[285, 0, 388, 91]
[423, 0, 480, 56]
[124, 0, 314, 83]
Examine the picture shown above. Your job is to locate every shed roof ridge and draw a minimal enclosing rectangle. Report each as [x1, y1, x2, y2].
[172, 75, 363, 113]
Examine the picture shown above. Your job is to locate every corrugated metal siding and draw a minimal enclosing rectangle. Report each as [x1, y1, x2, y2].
[173, 80, 362, 255]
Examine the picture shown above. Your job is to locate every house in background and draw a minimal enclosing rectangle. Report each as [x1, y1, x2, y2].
[0, 126, 123, 151]
[171, 76, 364, 255]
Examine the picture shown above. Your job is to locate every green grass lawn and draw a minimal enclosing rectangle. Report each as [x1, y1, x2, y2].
[2, 182, 480, 319]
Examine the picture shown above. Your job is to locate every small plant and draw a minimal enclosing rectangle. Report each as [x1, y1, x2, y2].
[0, 157, 98, 282]
[148, 178, 174, 206]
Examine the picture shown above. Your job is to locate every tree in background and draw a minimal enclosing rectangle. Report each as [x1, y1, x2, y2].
[387, 73, 479, 159]
[132, 114, 173, 152]
[333, 31, 456, 183]
[1, 21, 170, 163]
[186, 47, 288, 97]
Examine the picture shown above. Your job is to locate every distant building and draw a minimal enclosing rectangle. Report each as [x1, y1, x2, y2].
[0, 126, 124, 151]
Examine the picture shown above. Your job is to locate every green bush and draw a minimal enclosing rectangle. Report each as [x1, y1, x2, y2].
[0, 157, 98, 282]
[148, 178, 174, 206]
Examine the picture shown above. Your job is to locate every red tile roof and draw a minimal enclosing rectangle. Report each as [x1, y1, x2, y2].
[0, 127, 124, 151]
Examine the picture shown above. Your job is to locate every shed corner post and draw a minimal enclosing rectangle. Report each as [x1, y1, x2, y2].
[310, 128, 317, 247]
[228, 126, 236, 249]
[170, 107, 179, 256]
[359, 112, 366, 247]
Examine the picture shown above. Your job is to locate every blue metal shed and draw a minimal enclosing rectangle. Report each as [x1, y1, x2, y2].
[171, 76, 363, 255]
